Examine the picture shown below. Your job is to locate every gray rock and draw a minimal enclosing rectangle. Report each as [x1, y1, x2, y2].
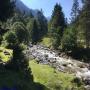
[84, 85, 90, 90]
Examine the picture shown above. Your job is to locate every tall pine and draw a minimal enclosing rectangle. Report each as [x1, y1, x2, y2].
[31, 19, 39, 44]
[51, 3, 66, 30]
[36, 10, 48, 38]
[50, 3, 66, 49]
[70, 0, 80, 23]
[70, 0, 80, 47]
[80, 0, 90, 48]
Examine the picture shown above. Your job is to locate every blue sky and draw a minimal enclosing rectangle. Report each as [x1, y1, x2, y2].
[20, 0, 74, 20]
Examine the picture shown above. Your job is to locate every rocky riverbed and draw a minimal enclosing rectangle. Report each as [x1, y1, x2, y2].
[26, 44, 90, 88]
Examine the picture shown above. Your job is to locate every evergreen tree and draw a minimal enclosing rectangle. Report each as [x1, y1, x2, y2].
[80, 0, 90, 48]
[52, 26, 62, 49]
[51, 3, 66, 29]
[31, 19, 39, 44]
[71, 0, 80, 23]
[36, 10, 48, 38]
[50, 3, 66, 49]
[0, 0, 14, 21]
[27, 10, 48, 43]
[26, 18, 34, 41]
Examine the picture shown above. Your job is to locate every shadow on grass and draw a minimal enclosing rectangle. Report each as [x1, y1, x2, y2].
[0, 66, 48, 90]
[0, 83, 48, 90]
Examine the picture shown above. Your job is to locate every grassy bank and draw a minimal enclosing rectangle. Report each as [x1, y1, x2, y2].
[29, 60, 84, 90]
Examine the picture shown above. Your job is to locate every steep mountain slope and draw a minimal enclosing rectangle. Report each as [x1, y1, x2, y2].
[15, 0, 38, 16]
[15, 0, 48, 22]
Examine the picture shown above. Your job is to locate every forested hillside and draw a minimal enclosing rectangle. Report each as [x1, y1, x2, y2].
[0, 0, 90, 90]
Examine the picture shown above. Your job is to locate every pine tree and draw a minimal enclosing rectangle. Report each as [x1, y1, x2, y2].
[80, 0, 90, 48]
[71, 0, 80, 23]
[31, 19, 39, 44]
[36, 10, 48, 38]
[50, 3, 66, 49]
[0, 0, 14, 21]
[51, 3, 66, 30]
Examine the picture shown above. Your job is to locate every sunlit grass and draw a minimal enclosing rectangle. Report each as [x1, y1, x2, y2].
[41, 37, 52, 48]
[29, 60, 84, 90]
[0, 47, 13, 62]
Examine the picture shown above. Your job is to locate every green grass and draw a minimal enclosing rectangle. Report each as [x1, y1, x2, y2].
[41, 37, 52, 48]
[0, 47, 13, 62]
[29, 60, 84, 90]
